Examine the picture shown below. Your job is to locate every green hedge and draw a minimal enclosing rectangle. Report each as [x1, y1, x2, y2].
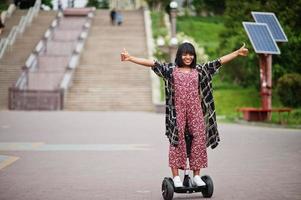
[276, 73, 301, 107]
[0, 1, 9, 11]
[42, 0, 53, 9]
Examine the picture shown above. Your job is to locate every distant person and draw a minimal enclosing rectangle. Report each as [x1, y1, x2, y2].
[58, 0, 63, 11]
[116, 11, 123, 26]
[121, 42, 248, 188]
[110, 8, 116, 25]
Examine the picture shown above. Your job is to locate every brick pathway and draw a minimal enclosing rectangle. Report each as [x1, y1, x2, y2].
[0, 111, 300, 200]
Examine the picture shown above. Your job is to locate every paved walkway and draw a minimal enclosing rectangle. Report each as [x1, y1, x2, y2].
[0, 111, 300, 200]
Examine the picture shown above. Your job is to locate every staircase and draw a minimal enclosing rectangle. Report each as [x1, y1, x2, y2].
[65, 10, 154, 111]
[0, 10, 57, 110]
[0, 9, 27, 39]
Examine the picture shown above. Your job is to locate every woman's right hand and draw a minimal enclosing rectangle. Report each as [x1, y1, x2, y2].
[120, 49, 154, 67]
[121, 48, 131, 61]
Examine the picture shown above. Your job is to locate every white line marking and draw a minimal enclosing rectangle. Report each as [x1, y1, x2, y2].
[0, 143, 151, 151]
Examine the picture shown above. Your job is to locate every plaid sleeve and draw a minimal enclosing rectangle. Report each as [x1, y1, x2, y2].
[202, 59, 222, 75]
[151, 60, 171, 79]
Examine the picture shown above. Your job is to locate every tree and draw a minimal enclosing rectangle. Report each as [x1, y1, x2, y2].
[42, 0, 53, 9]
[218, 0, 261, 86]
[276, 73, 301, 107]
[87, 0, 100, 8]
[205, 0, 225, 14]
[192, 0, 205, 16]
[192, 0, 225, 16]
[267, 0, 301, 81]
[99, 0, 109, 9]
[0, 1, 9, 10]
[145, 0, 170, 11]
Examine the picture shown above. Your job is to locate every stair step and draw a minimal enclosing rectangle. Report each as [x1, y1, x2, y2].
[64, 10, 153, 111]
[0, 11, 57, 109]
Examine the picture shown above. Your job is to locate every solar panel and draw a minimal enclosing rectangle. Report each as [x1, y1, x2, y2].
[252, 12, 288, 42]
[243, 22, 280, 54]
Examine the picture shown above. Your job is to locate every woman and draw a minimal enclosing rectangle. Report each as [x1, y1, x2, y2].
[121, 42, 248, 187]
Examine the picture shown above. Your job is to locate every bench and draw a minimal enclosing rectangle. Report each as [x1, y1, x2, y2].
[237, 107, 292, 124]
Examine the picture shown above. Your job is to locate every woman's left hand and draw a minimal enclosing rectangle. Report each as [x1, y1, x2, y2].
[237, 43, 249, 56]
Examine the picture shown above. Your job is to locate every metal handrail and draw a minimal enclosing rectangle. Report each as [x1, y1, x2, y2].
[14, 8, 94, 91]
[6, 4, 16, 18]
[8, 26, 18, 46]
[25, 53, 38, 68]
[10, 6, 95, 110]
[25, 8, 33, 25]
[59, 9, 95, 90]
[23, 13, 62, 64]
[0, 39, 8, 58]
[0, 2, 41, 59]
[18, 16, 26, 33]
[14, 12, 64, 89]
[60, 70, 73, 89]
[1, 11, 7, 23]
[14, 70, 28, 89]
[0, 39, 4, 50]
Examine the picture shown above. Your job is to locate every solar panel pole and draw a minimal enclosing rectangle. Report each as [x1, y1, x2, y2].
[259, 54, 272, 120]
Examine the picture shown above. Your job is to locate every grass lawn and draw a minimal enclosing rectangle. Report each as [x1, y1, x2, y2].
[214, 87, 260, 117]
[214, 87, 282, 115]
[151, 11, 168, 39]
[177, 15, 225, 60]
[270, 108, 301, 127]
[214, 87, 301, 127]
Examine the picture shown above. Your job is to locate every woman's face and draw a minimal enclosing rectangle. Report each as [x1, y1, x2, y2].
[181, 53, 194, 67]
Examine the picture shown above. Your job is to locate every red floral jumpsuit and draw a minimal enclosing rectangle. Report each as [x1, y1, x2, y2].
[169, 67, 208, 170]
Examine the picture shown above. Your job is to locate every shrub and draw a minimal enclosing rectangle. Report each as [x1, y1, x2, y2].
[86, 0, 99, 8]
[0, 1, 9, 11]
[42, 0, 53, 9]
[276, 73, 301, 107]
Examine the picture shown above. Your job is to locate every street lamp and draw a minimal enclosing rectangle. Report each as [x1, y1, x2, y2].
[170, 1, 178, 9]
[169, 1, 178, 38]
[169, 1, 178, 62]
[156, 37, 165, 47]
[170, 37, 178, 46]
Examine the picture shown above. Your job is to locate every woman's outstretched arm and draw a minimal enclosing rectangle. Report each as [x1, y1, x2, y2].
[121, 48, 154, 67]
[219, 43, 249, 65]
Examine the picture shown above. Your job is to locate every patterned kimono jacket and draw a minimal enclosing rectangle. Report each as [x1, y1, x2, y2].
[152, 59, 222, 149]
